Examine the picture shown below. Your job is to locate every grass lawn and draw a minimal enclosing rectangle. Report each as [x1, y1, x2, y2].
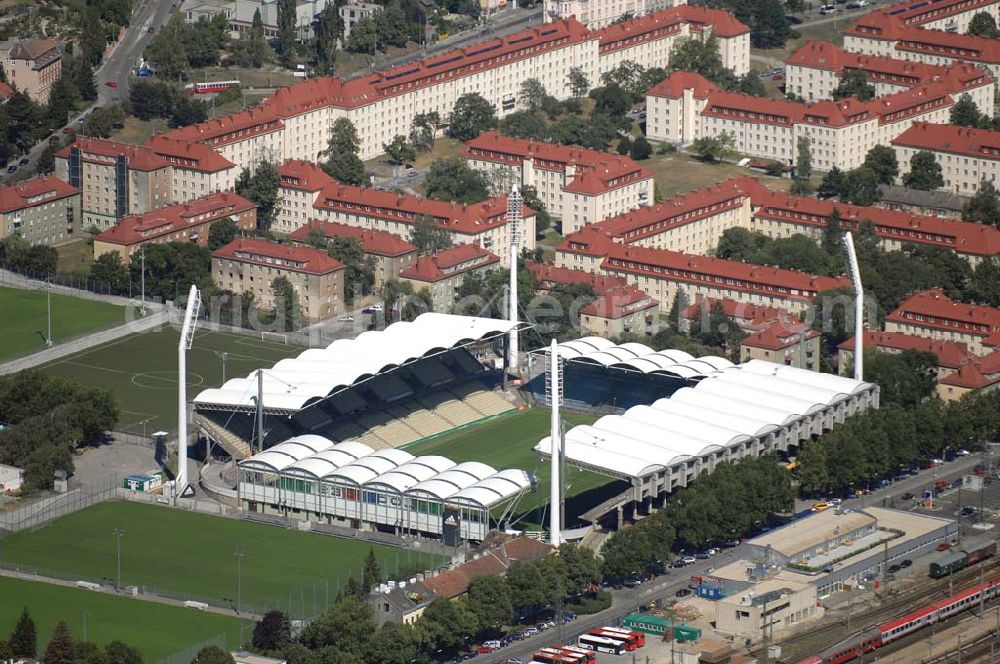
[643, 153, 794, 198]
[0, 577, 248, 662]
[752, 19, 847, 65]
[38, 328, 302, 434]
[55, 239, 94, 276]
[405, 409, 625, 530]
[110, 117, 169, 146]
[0, 286, 125, 362]
[0, 501, 441, 617]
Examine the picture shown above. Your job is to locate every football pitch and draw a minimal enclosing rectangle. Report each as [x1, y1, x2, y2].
[0, 502, 442, 616]
[0, 576, 247, 662]
[405, 409, 627, 529]
[37, 327, 302, 434]
[0, 285, 125, 362]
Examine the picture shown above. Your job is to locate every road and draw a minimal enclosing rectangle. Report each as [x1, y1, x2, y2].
[1, 0, 174, 184]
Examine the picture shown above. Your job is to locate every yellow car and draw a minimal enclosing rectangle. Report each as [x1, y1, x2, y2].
[812, 502, 830, 511]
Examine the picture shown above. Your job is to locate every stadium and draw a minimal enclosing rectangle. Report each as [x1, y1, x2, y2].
[195, 314, 880, 542]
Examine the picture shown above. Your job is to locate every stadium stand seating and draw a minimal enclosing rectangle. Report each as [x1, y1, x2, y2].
[197, 414, 252, 459]
[327, 420, 366, 442]
[418, 393, 480, 426]
[386, 404, 453, 438]
[328, 389, 367, 415]
[367, 373, 413, 403]
[449, 349, 486, 375]
[453, 384, 516, 417]
[410, 358, 455, 388]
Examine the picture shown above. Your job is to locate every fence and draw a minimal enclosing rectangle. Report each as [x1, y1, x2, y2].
[0, 475, 119, 534]
[156, 633, 230, 664]
[0, 265, 162, 308]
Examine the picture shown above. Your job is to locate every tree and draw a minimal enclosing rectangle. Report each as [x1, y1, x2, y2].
[734, 73, 766, 96]
[969, 256, 1000, 306]
[424, 157, 489, 203]
[499, 110, 548, 141]
[42, 621, 74, 664]
[832, 69, 876, 102]
[235, 162, 280, 229]
[271, 276, 299, 330]
[89, 252, 130, 294]
[383, 135, 416, 165]
[844, 166, 880, 205]
[9, 607, 36, 659]
[276, 0, 297, 59]
[967, 11, 1000, 37]
[252, 610, 291, 652]
[962, 180, 1000, 224]
[567, 66, 589, 98]
[796, 136, 812, 181]
[466, 575, 512, 629]
[248, 8, 267, 67]
[169, 96, 208, 128]
[447, 93, 497, 140]
[104, 641, 144, 664]
[600, 61, 646, 98]
[328, 236, 374, 303]
[410, 215, 453, 255]
[145, 13, 188, 81]
[518, 78, 548, 112]
[822, 208, 843, 255]
[71, 58, 97, 101]
[322, 118, 367, 186]
[419, 598, 479, 655]
[190, 645, 235, 664]
[864, 349, 937, 408]
[410, 112, 439, 151]
[949, 93, 983, 128]
[819, 166, 846, 199]
[129, 79, 176, 121]
[616, 135, 632, 155]
[903, 150, 945, 191]
[668, 36, 732, 87]
[863, 145, 899, 185]
[363, 548, 382, 591]
[83, 104, 126, 138]
[37, 144, 57, 175]
[313, 3, 339, 74]
[630, 135, 652, 160]
[751, 0, 792, 48]
[204, 217, 238, 250]
[590, 83, 631, 119]
[691, 132, 735, 162]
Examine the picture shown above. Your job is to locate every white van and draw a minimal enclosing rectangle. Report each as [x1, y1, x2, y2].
[820, 4, 837, 13]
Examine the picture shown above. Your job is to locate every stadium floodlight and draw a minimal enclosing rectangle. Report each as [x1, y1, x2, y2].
[177, 285, 202, 498]
[507, 184, 522, 375]
[549, 338, 562, 547]
[842, 232, 864, 382]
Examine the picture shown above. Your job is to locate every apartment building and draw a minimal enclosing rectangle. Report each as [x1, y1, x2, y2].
[787, 40, 995, 115]
[275, 159, 336, 234]
[680, 297, 790, 334]
[0, 176, 80, 246]
[544, 0, 683, 29]
[181, 0, 334, 40]
[937, 355, 1000, 401]
[876, 184, 966, 219]
[891, 122, 1000, 194]
[646, 69, 992, 171]
[289, 220, 417, 289]
[871, 0, 999, 33]
[885, 289, 1000, 355]
[844, 11, 1000, 80]
[311, 184, 535, 268]
[398, 244, 500, 312]
[93, 191, 257, 264]
[146, 135, 239, 204]
[212, 238, 344, 321]
[461, 132, 654, 234]
[151, 7, 749, 163]
[340, 2, 381, 39]
[525, 261, 629, 294]
[579, 285, 659, 337]
[739, 320, 821, 371]
[55, 138, 174, 230]
[0, 39, 61, 104]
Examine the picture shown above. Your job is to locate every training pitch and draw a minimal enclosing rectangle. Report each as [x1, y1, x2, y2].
[0, 502, 441, 616]
[0, 576, 247, 661]
[406, 409, 625, 529]
[38, 327, 302, 434]
[0, 286, 125, 362]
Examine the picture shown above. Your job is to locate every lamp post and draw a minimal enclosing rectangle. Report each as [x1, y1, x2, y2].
[214, 351, 229, 384]
[234, 547, 246, 614]
[112, 529, 125, 591]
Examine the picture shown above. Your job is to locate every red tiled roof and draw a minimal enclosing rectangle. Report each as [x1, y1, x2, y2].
[647, 71, 719, 98]
[885, 0, 996, 26]
[580, 285, 658, 319]
[400, 244, 499, 282]
[557, 226, 618, 258]
[741, 320, 819, 351]
[314, 182, 533, 235]
[95, 191, 255, 246]
[278, 159, 336, 192]
[156, 106, 284, 147]
[145, 135, 235, 173]
[462, 132, 653, 196]
[602, 244, 850, 299]
[672, 4, 751, 37]
[788, 40, 955, 86]
[837, 330, 973, 369]
[212, 238, 343, 275]
[886, 289, 1000, 337]
[939, 360, 1000, 388]
[0, 81, 14, 99]
[744, 177, 1000, 256]
[681, 297, 788, 331]
[892, 122, 1000, 160]
[55, 137, 170, 172]
[846, 11, 1000, 64]
[524, 261, 628, 294]
[6, 39, 59, 61]
[288, 220, 416, 257]
[421, 537, 552, 600]
[0, 175, 78, 213]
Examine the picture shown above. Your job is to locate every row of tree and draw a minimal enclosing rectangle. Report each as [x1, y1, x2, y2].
[0, 236, 58, 276]
[128, 79, 209, 128]
[145, 13, 231, 81]
[2, 608, 144, 664]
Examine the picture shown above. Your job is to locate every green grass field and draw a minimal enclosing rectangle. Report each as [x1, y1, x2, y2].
[0, 577, 247, 662]
[0, 502, 441, 616]
[38, 328, 302, 434]
[0, 286, 125, 362]
[406, 409, 626, 529]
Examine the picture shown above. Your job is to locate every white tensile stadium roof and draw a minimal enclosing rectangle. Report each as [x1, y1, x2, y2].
[194, 313, 523, 413]
[534, 355, 873, 480]
[541, 338, 734, 379]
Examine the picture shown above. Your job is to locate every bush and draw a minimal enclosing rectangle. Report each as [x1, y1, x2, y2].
[567, 590, 612, 615]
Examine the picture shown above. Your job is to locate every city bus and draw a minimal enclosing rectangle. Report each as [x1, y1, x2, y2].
[532, 647, 589, 663]
[587, 629, 635, 651]
[558, 645, 596, 662]
[577, 634, 625, 655]
[598, 626, 646, 648]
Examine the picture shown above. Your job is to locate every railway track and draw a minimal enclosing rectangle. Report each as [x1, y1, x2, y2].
[766, 559, 1000, 662]
[878, 595, 1000, 663]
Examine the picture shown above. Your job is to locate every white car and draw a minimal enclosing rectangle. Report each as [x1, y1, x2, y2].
[819, 4, 837, 13]
[336, 315, 354, 322]
[956, 449, 971, 456]
[681, 555, 696, 565]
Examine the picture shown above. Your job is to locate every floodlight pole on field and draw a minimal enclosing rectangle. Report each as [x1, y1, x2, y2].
[549, 338, 562, 547]
[112, 529, 124, 591]
[843, 232, 864, 382]
[46, 278, 52, 347]
[507, 185, 522, 376]
[177, 285, 202, 500]
[234, 547, 246, 614]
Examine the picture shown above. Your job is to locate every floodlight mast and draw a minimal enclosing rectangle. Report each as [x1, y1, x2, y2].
[549, 339, 562, 546]
[843, 232, 864, 382]
[177, 285, 202, 497]
[507, 185, 522, 375]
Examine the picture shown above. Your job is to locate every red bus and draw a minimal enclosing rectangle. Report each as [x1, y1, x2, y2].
[588, 628, 637, 651]
[599, 626, 645, 648]
[532, 647, 588, 663]
[186, 80, 241, 95]
[558, 645, 596, 662]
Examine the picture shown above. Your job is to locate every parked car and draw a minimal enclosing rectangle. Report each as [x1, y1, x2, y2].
[105, 81, 118, 88]
[901, 559, 912, 568]
[820, 4, 838, 13]
[956, 449, 971, 456]
[18, 157, 28, 166]
[675, 588, 692, 597]
[846, 0, 868, 7]
[888, 564, 901, 573]
[681, 556, 696, 565]
[900, 492, 915, 501]
[813, 501, 831, 511]
[336, 315, 354, 322]
[961, 506, 977, 516]
[937, 542, 951, 551]
[362, 304, 383, 313]
[6, 164, 15, 173]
